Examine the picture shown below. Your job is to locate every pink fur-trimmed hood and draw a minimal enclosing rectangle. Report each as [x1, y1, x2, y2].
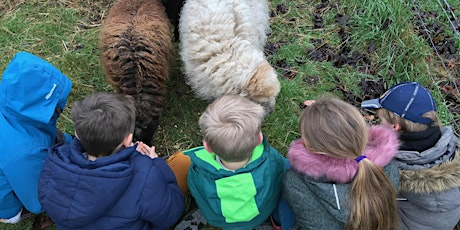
[288, 125, 400, 183]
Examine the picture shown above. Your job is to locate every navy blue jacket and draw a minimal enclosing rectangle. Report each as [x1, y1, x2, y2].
[39, 138, 184, 230]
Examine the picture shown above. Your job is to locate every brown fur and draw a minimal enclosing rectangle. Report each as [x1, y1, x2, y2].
[246, 61, 280, 98]
[399, 144, 460, 193]
[99, 0, 172, 144]
[244, 60, 280, 112]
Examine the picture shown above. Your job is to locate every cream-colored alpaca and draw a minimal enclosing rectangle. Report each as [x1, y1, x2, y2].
[179, 0, 280, 113]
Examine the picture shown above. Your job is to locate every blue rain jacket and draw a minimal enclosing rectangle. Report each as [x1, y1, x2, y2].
[0, 52, 72, 218]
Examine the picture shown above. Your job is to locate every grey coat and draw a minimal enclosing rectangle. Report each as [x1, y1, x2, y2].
[397, 126, 460, 230]
[283, 125, 401, 230]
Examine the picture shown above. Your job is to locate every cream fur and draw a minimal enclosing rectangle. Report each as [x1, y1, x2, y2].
[179, 0, 280, 112]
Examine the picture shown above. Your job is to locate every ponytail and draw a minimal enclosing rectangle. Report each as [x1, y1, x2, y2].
[299, 96, 398, 229]
[346, 159, 398, 230]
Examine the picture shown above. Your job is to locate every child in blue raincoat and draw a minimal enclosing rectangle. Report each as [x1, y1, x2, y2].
[0, 52, 72, 223]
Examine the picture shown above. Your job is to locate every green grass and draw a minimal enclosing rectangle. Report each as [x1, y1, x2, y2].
[1, 0, 459, 229]
[268, 0, 459, 131]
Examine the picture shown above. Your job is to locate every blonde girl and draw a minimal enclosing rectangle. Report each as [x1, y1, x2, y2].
[283, 96, 400, 229]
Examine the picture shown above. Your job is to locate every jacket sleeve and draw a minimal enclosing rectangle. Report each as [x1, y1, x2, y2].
[140, 157, 185, 228]
[383, 161, 400, 191]
[283, 170, 310, 228]
[4, 147, 47, 214]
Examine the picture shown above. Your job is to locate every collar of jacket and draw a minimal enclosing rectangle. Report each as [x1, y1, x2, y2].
[399, 140, 460, 193]
[399, 126, 441, 151]
[185, 140, 265, 175]
[287, 125, 400, 183]
[395, 126, 458, 170]
[192, 143, 263, 170]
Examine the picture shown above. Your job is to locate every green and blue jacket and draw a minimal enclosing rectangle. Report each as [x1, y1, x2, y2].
[185, 138, 287, 229]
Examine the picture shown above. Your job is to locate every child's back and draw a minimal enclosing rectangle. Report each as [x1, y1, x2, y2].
[185, 138, 286, 229]
[39, 92, 184, 230]
[362, 82, 460, 230]
[0, 52, 72, 223]
[40, 141, 183, 229]
[284, 96, 400, 230]
[284, 127, 400, 229]
[184, 95, 287, 229]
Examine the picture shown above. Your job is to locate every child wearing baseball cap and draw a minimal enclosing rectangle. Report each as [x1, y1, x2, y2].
[361, 81, 460, 230]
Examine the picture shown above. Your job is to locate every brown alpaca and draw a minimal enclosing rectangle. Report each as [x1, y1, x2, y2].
[99, 0, 172, 144]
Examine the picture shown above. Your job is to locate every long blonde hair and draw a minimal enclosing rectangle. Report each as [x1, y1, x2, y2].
[300, 96, 398, 230]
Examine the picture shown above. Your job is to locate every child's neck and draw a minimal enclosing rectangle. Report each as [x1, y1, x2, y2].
[85, 153, 98, 161]
[85, 143, 125, 161]
[220, 158, 251, 171]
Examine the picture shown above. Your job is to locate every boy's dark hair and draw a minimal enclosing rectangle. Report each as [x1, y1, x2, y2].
[71, 92, 136, 157]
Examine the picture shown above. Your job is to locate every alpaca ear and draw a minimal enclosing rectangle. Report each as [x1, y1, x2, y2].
[246, 61, 280, 98]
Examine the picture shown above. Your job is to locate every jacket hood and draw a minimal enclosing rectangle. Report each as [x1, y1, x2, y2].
[399, 142, 460, 193]
[0, 52, 72, 125]
[288, 125, 400, 183]
[395, 126, 458, 169]
[39, 139, 134, 228]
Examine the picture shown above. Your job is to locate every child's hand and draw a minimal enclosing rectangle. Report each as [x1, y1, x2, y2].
[300, 100, 316, 110]
[136, 142, 158, 159]
[304, 100, 315, 106]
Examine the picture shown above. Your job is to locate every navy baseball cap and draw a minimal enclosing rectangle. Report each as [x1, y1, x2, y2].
[361, 82, 436, 125]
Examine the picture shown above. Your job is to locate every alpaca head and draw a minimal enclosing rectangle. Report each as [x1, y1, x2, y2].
[241, 60, 280, 114]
